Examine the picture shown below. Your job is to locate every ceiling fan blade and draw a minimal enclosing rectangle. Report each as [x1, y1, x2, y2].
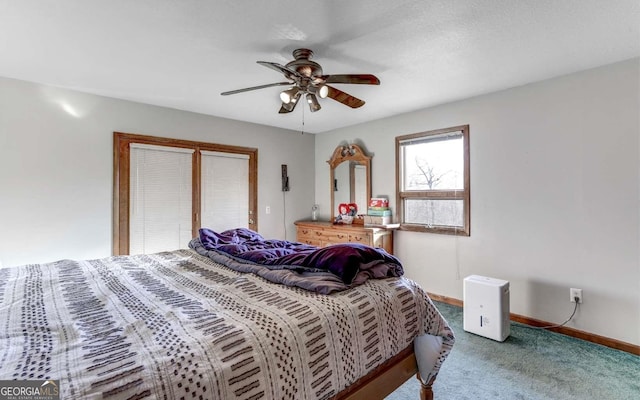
[257, 61, 302, 79]
[321, 74, 380, 85]
[221, 82, 291, 96]
[326, 86, 366, 108]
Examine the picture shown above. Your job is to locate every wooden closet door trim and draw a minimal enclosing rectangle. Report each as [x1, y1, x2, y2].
[113, 132, 258, 255]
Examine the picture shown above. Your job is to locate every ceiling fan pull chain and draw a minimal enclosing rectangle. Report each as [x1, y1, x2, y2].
[301, 103, 305, 134]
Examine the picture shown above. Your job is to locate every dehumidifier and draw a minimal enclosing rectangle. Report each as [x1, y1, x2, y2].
[463, 275, 510, 342]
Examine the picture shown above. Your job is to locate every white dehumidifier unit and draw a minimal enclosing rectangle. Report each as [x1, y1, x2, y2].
[463, 275, 510, 342]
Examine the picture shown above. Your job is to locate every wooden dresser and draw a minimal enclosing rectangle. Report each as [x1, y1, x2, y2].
[295, 220, 394, 254]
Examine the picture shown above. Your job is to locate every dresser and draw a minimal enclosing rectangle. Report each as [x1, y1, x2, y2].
[295, 220, 394, 254]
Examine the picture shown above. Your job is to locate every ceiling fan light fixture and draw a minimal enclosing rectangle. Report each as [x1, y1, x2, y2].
[317, 85, 329, 99]
[281, 91, 302, 112]
[280, 87, 299, 104]
[307, 93, 321, 112]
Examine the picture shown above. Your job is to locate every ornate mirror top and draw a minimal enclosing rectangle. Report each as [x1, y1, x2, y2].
[327, 144, 371, 169]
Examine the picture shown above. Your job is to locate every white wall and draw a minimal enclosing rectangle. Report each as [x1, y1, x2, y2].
[315, 58, 640, 345]
[0, 77, 315, 267]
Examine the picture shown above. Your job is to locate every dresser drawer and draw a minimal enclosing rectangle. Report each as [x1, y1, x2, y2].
[297, 227, 315, 238]
[348, 233, 372, 245]
[295, 221, 394, 254]
[296, 235, 322, 247]
[298, 237, 322, 247]
[296, 227, 320, 246]
[297, 227, 349, 246]
[321, 231, 349, 243]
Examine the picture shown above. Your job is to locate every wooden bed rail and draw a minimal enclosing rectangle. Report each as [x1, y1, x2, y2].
[334, 345, 426, 400]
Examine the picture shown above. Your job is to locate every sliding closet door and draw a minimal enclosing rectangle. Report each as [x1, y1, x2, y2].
[113, 132, 258, 256]
[129, 144, 194, 255]
[201, 151, 249, 231]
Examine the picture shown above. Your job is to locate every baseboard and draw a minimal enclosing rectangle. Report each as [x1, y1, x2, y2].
[427, 292, 640, 356]
[428, 293, 463, 308]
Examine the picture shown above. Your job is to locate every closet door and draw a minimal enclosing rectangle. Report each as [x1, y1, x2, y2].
[113, 132, 258, 256]
[129, 144, 194, 255]
[200, 151, 249, 232]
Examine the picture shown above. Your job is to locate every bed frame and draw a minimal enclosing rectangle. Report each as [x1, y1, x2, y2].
[333, 345, 436, 400]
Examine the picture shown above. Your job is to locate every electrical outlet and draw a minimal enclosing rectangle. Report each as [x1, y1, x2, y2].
[570, 288, 583, 303]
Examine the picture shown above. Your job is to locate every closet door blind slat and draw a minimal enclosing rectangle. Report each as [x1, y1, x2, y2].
[201, 151, 249, 231]
[129, 145, 194, 255]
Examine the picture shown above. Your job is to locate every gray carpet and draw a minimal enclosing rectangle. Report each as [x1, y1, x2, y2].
[386, 301, 640, 400]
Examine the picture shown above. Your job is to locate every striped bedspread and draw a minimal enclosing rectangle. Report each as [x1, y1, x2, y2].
[0, 249, 454, 399]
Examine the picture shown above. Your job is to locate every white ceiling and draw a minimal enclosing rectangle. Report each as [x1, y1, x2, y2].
[1, 0, 638, 134]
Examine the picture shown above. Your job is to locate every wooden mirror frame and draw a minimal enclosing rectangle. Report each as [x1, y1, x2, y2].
[328, 144, 372, 222]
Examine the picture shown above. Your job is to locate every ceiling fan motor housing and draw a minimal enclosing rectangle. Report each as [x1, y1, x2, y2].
[286, 49, 323, 78]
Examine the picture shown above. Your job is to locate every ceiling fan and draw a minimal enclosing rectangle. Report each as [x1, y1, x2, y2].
[221, 48, 380, 113]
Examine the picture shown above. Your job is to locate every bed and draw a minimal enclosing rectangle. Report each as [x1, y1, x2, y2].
[0, 228, 454, 399]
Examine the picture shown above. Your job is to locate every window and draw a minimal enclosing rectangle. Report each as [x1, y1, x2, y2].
[396, 125, 470, 236]
[113, 132, 258, 255]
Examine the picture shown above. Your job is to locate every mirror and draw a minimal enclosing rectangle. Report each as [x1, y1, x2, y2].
[328, 144, 372, 222]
